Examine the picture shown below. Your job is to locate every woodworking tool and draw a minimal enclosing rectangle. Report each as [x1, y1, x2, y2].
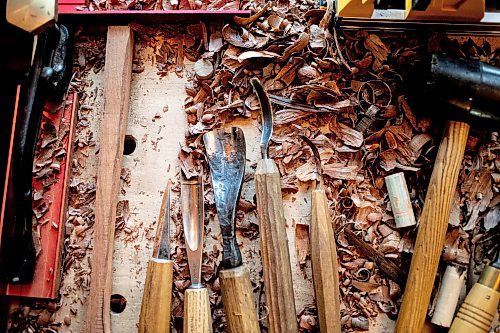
[449, 253, 500, 333]
[181, 173, 212, 333]
[250, 78, 298, 333]
[0, 0, 71, 284]
[300, 136, 342, 333]
[139, 179, 174, 333]
[203, 127, 260, 333]
[395, 54, 500, 333]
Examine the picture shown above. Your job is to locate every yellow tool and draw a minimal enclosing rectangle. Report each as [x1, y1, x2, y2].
[449, 255, 500, 333]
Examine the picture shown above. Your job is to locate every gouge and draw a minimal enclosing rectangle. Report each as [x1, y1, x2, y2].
[139, 180, 174, 333]
[250, 78, 298, 333]
[449, 254, 500, 333]
[301, 136, 342, 333]
[204, 128, 260, 333]
[181, 173, 212, 333]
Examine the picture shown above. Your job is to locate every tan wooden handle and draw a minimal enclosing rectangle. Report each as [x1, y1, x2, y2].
[255, 158, 298, 333]
[138, 258, 174, 333]
[449, 283, 500, 333]
[310, 189, 341, 333]
[395, 121, 470, 333]
[184, 287, 213, 333]
[219, 265, 260, 333]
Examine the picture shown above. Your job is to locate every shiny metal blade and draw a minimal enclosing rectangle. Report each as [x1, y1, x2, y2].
[251, 78, 273, 160]
[300, 136, 324, 190]
[155, 179, 172, 260]
[181, 173, 205, 288]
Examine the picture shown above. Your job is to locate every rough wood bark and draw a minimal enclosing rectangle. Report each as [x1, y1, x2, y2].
[310, 189, 341, 333]
[183, 287, 213, 333]
[395, 121, 470, 333]
[219, 265, 260, 333]
[255, 158, 298, 333]
[84, 26, 134, 333]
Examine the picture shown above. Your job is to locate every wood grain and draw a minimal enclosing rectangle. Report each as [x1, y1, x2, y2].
[449, 281, 499, 333]
[84, 26, 134, 333]
[343, 228, 405, 284]
[184, 287, 213, 333]
[219, 265, 260, 333]
[310, 189, 341, 333]
[395, 121, 470, 333]
[139, 259, 173, 333]
[255, 158, 298, 333]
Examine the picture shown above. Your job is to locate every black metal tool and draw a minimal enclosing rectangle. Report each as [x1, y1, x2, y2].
[1, 24, 71, 284]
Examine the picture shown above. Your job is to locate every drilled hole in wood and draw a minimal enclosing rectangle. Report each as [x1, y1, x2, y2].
[123, 135, 137, 155]
[110, 294, 127, 313]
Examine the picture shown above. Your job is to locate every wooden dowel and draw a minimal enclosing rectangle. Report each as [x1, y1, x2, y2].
[84, 26, 134, 333]
[138, 259, 174, 333]
[255, 158, 298, 333]
[431, 265, 465, 327]
[395, 121, 470, 333]
[310, 189, 341, 333]
[385, 172, 416, 228]
[219, 265, 260, 333]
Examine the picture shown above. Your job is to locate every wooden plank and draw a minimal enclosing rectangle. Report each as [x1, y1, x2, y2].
[84, 26, 133, 333]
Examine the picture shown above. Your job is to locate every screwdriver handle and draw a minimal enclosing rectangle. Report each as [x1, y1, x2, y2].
[184, 287, 213, 333]
[255, 158, 298, 333]
[219, 265, 260, 333]
[310, 189, 341, 333]
[449, 265, 500, 333]
[139, 258, 173, 333]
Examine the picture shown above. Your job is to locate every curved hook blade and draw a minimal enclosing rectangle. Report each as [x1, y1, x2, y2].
[250, 78, 273, 159]
[300, 136, 324, 190]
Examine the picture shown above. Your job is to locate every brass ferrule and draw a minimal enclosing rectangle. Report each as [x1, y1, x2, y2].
[478, 265, 500, 291]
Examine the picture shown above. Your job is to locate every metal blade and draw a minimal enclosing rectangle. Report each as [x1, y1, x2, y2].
[181, 173, 205, 288]
[155, 179, 172, 260]
[251, 78, 273, 159]
[300, 136, 324, 190]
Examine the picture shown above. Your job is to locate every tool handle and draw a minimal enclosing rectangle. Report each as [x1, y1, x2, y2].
[219, 265, 260, 333]
[255, 158, 298, 333]
[449, 283, 500, 333]
[184, 287, 213, 333]
[395, 121, 470, 333]
[139, 258, 173, 333]
[310, 189, 341, 333]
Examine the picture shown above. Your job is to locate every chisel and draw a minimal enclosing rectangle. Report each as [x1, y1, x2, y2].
[301, 136, 342, 333]
[139, 180, 174, 333]
[449, 253, 500, 333]
[181, 174, 212, 333]
[251, 78, 298, 333]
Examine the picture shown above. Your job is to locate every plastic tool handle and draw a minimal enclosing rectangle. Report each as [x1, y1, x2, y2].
[395, 121, 470, 333]
[139, 258, 174, 333]
[449, 265, 500, 333]
[255, 158, 298, 333]
[219, 265, 260, 333]
[184, 287, 213, 333]
[310, 189, 341, 333]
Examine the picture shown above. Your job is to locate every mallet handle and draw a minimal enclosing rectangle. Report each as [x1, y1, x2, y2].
[395, 121, 470, 333]
[310, 189, 341, 333]
[255, 158, 298, 333]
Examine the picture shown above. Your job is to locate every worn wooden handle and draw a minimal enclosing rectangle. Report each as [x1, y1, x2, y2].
[310, 189, 341, 333]
[255, 158, 298, 333]
[184, 287, 213, 333]
[395, 121, 470, 333]
[449, 283, 500, 333]
[219, 265, 260, 333]
[138, 258, 174, 333]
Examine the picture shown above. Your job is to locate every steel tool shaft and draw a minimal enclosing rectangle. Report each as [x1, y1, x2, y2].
[251, 78, 298, 333]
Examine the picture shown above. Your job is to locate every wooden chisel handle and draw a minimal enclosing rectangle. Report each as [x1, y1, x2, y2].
[449, 265, 500, 333]
[395, 121, 470, 333]
[255, 158, 298, 333]
[184, 287, 213, 333]
[310, 189, 341, 333]
[219, 265, 260, 333]
[139, 258, 174, 333]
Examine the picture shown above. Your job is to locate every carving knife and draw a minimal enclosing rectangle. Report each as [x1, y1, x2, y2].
[181, 173, 212, 333]
[250, 78, 298, 333]
[139, 180, 174, 333]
